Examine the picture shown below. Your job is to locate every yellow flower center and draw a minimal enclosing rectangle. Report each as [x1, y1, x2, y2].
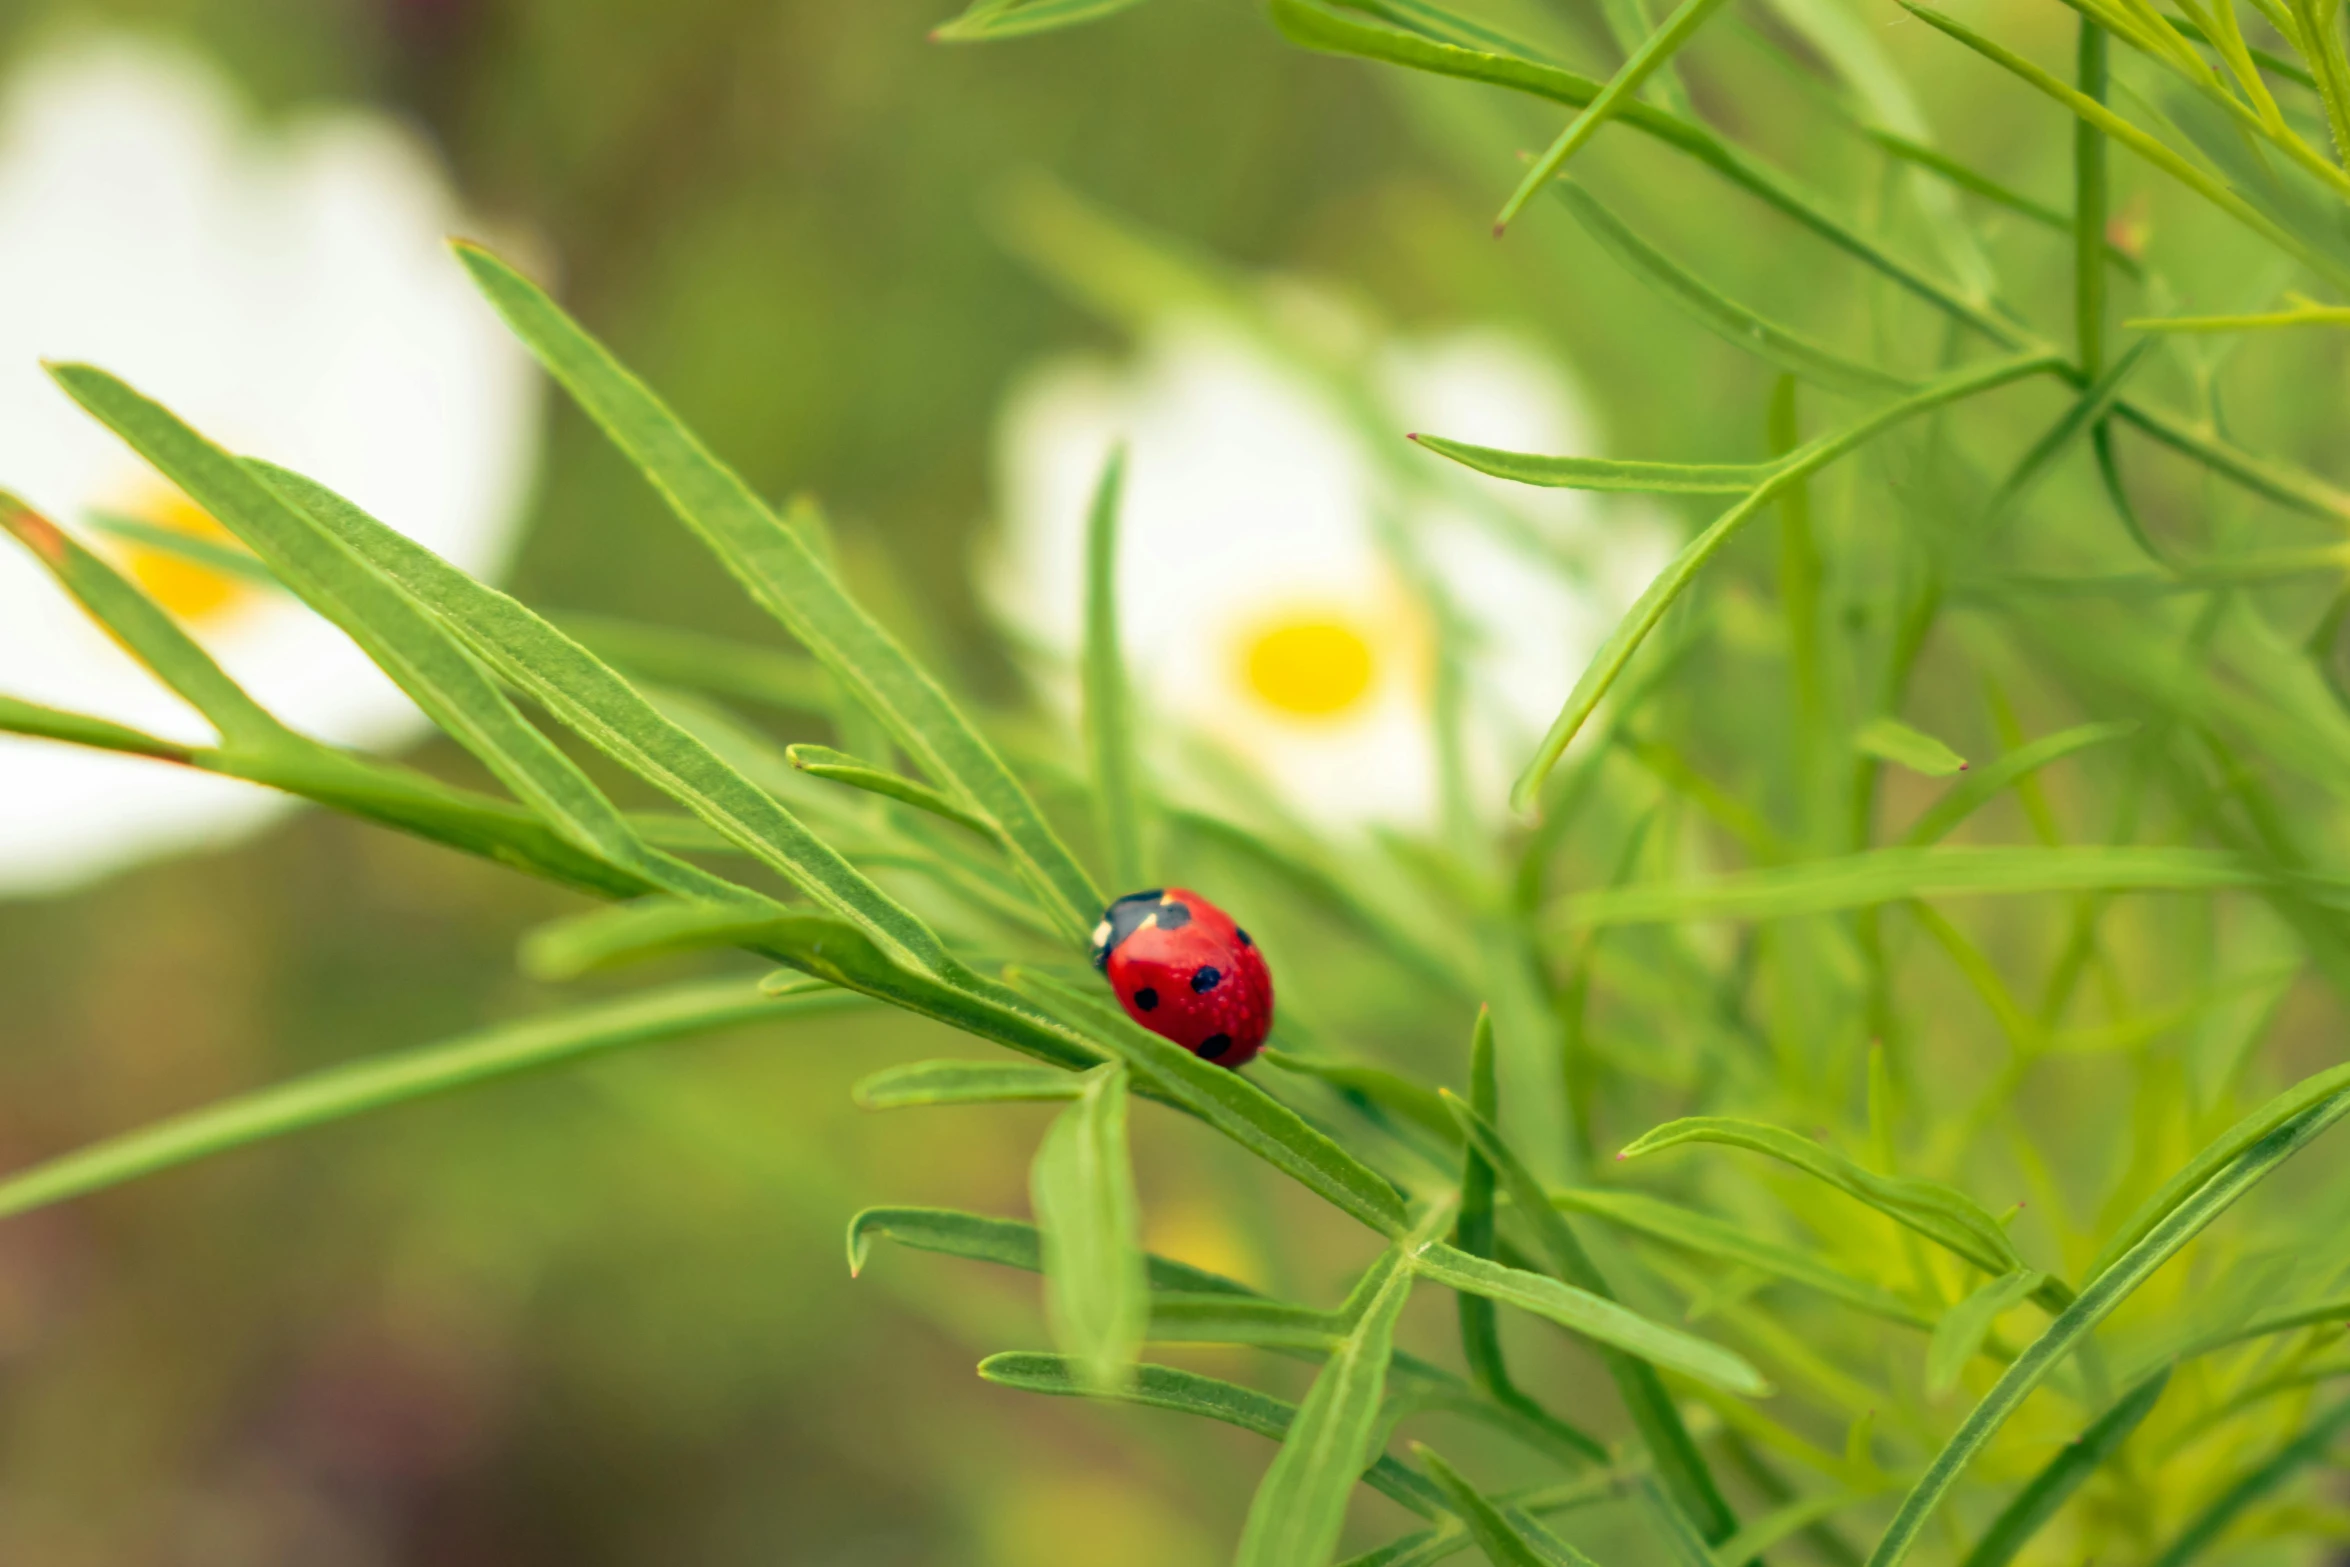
[1240, 616, 1376, 718]
[115, 488, 255, 624]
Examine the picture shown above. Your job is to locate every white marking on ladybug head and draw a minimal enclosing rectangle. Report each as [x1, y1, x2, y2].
[1091, 919, 1112, 948]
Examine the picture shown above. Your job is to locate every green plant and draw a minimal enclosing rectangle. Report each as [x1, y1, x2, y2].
[9, 0, 2350, 1558]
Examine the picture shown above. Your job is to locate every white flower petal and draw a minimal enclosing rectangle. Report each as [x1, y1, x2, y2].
[988, 308, 1669, 831]
[0, 33, 540, 895]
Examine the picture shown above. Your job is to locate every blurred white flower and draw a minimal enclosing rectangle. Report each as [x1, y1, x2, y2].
[988, 314, 1671, 831]
[0, 34, 539, 895]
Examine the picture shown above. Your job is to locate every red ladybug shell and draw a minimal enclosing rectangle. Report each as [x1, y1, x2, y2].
[1090, 888, 1273, 1068]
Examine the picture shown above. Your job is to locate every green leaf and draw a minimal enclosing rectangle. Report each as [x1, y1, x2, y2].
[1452, 1008, 1510, 1400]
[1979, 337, 2154, 528]
[1269, 0, 2013, 343]
[1030, 1064, 1147, 1391]
[1007, 969, 1411, 1236]
[1278, 0, 2350, 534]
[2166, 1293, 2350, 1366]
[2127, 302, 2350, 331]
[1903, 722, 2138, 846]
[1263, 1049, 1463, 1150]
[45, 364, 711, 899]
[1410, 435, 1773, 495]
[1708, 1488, 1874, 1566]
[1509, 352, 2059, 812]
[1444, 1092, 1739, 1543]
[517, 898, 791, 980]
[0, 695, 195, 763]
[1861, 1089, 2350, 1566]
[2117, 397, 2350, 527]
[1895, 2, 2350, 291]
[0, 978, 852, 1221]
[1641, 1475, 1721, 1567]
[1377, 1380, 1609, 1468]
[2090, 1060, 2350, 1276]
[82, 506, 283, 589]
[1495, 0, 1737, 229]
[852, 1060, 1084, 1108]
[1236, 1249, 1420, 1565]
[1621, 1117, 2027, 1279]
[2146, 1394, 2350, 1566]
[931, 0, 1148, 41]
[978, 1352, 1447, 1517]
[453, 243, 1104, 942]
[1551, 1188, 1936, 1328]
[1758, 0, 1998, 295]
[1344, 0, 1559, 59]
[255, 461, 955, 973]
[0, 699, 718, 911]
[1855, 717, 1970, 778]
[1413, 1446, 1600, 1567]
[1080, 445, 1147, 892]
[2156, 11, 2316, 88]
[551, 614, 834, 713]
[785, 743, 1000, 839]
[1956, 1369, 2167, 1567]
[1552, 181, 1913, 396]
[750, 911, 1111, 1071]
[1559, 845, 2262, 928]
[1857, 124, 2142, 278]
[1335, 1528, 1468, 1567]
[0, 495, 289, 750]
[844, 1204, 1255, 1293]
[1926, 1269, 2044, 1393]
[1147, 1294, 1345, 1351]
[1411, 1242, 1770, 1395]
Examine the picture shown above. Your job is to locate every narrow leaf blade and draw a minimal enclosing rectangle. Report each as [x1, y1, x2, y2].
[453, 244, 1104, 939]
[1927, 1269, 2044, 1393]
[0, 979, 852, 1221]
[1957, 1369, 2167, 1567]
[1031, 1064, 1147, 1390]
[1080, 445, 1147, 891]
[1009, 970, 1411, 1236]
[845, 1205, 1254, 1294]
[1413, 1243, 1771, 1395]
[1621, 1116, 2024, 1277]
[1855, 716, 1970, 778]
[853, 1060, 1083, 1108]
[1237, 1252, 1419, 1565]
[1862, 1090, 2350, 1566]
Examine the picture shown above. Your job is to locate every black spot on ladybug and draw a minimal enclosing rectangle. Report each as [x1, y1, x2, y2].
[1155, 899, 1193, 931]
[1199, 1033, 1234, 1060]
[1235, 927, 1253, 948]
[1190, 966, 1222, 994]
[1092, 889, 1168, 968]
[1133, 987, 1159, 1012]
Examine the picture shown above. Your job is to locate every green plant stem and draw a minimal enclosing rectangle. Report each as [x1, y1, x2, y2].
[2075, 18, 2110, 381]
[1512, 351, 2061, 810]
[2146, 1396, 2350, 1565]
[0, 979, 858, 1220]
[1769, 378, 1826, 849]
[1286, 0, 2350, 529]
[1862, 1091, 2350, 1566]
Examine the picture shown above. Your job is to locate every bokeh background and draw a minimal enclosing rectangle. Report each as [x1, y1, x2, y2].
[1, 0, 2340, 1562]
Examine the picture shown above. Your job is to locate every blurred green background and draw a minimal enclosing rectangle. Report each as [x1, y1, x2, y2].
[2, 0, 2344, 1561]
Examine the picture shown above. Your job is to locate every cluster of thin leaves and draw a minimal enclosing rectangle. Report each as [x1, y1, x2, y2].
[8, 0, 2350, 1556]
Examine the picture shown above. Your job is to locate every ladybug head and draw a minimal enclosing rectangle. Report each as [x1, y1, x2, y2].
[1090, 888, 1193, 969]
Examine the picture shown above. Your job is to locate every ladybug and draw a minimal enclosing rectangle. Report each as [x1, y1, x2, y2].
[1090, 888, 1273, 1068]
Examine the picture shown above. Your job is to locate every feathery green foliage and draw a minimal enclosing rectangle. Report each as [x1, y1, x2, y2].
[9, 0, 2350, 1555]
